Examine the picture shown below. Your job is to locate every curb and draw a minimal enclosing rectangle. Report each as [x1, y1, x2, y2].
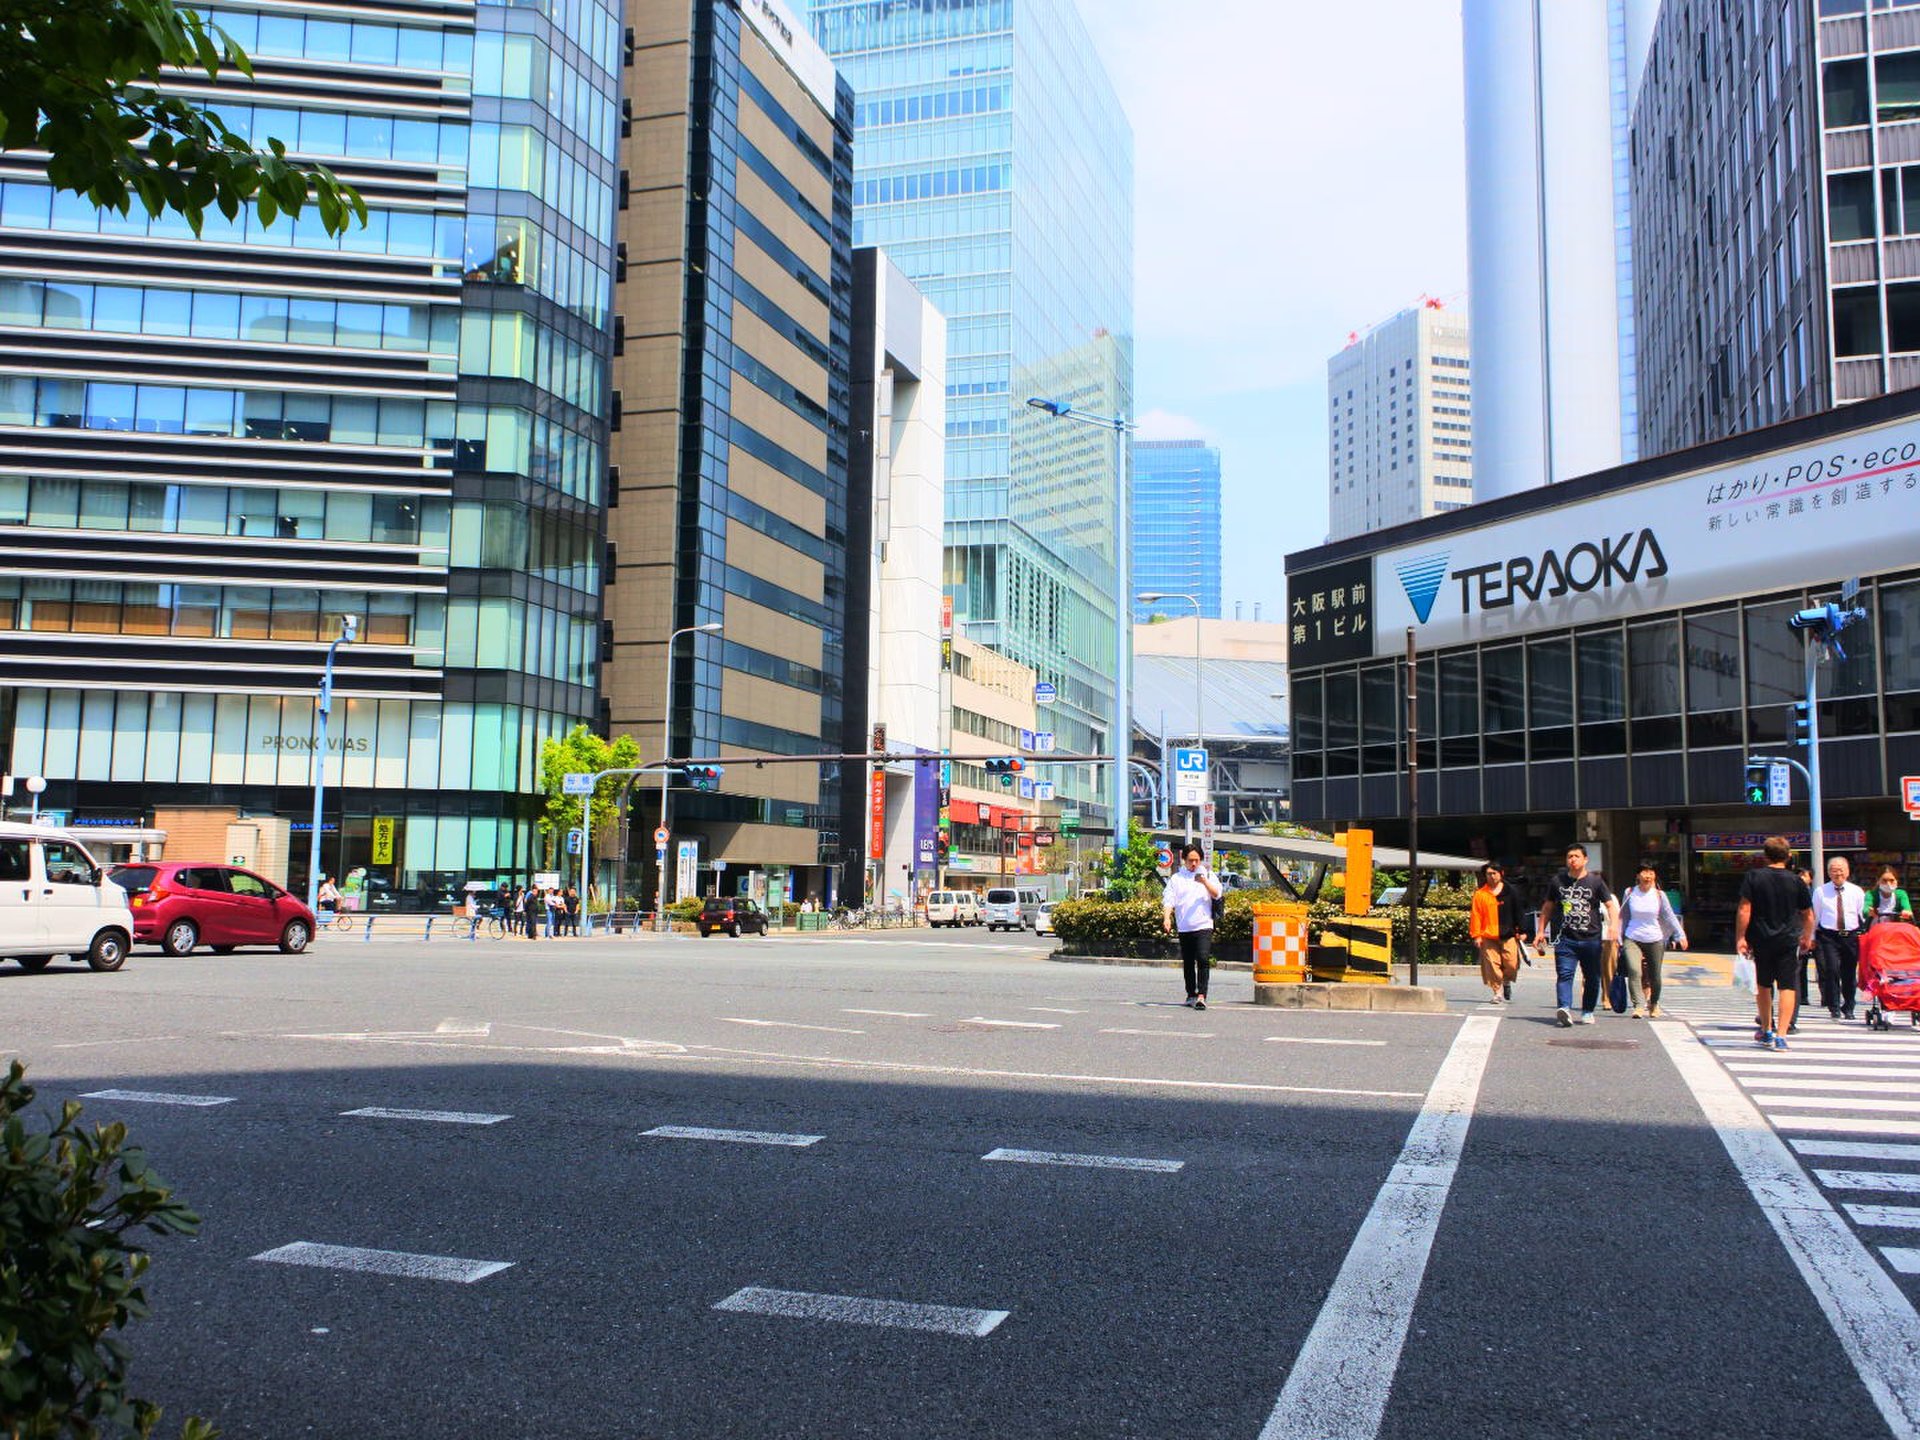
[1253, 982, 1450, 1013]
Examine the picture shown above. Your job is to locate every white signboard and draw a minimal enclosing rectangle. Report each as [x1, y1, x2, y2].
[1034, 682, 1057, 705]
[1173, 747, 1210, 807]
[675, 840, 698, 902]
[1033, 731, 1056, 753]
[1769, 762, 1792, 808]
[1368, 414, 1920, 654]
[562, 772, 595, 795]
[1201, 801, 1216, 852]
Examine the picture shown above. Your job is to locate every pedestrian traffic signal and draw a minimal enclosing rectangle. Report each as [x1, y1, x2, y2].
[1744, 763, 1769, 806]
[683, 764, 723, 791]
[1791, 700, 1812, 748]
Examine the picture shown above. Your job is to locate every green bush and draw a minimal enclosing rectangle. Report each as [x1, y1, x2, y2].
[1049, 898, 1161, 942]
[666, 897, 702, 921]
[0, 1062, 213, 1439]
[1053, 886, 1472, 963]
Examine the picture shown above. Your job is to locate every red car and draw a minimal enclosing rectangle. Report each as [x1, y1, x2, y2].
[107, 862, 316, 955]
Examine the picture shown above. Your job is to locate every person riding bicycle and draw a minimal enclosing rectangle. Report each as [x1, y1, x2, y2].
[316, 875, 341, 917]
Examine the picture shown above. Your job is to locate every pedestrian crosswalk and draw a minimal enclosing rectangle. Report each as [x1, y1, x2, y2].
[1691, 1012, 1920, 1280]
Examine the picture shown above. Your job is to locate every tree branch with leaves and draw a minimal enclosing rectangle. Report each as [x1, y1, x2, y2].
[536, 725, 643, 867]
[0, 0, 365, 235]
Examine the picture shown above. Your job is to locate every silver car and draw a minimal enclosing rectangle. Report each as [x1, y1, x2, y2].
[982, 887, 1022, 931]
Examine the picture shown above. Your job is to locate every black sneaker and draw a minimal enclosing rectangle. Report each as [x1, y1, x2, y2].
[1788, 1020, 1800, 1035]
[1193, 998, 1207, 1011]
[1503, 982, 1513, 1001]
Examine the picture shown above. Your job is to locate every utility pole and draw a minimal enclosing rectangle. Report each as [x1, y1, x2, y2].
[1405, 627, 1421, 987]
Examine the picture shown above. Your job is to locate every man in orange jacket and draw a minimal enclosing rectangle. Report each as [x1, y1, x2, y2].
[1470, 861, 1526, 1006]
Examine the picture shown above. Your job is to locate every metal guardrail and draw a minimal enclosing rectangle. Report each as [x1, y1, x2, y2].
[314, 909, 934, 940]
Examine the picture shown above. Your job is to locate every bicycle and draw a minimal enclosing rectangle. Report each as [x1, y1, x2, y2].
[482, 907, 510, 939]
[833, 907, 867, 929]
[324, 909, 356, 932]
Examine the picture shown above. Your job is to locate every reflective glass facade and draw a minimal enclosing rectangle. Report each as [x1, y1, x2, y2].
[0, 0, 622, 894]
[809, 0, 1134, 831]
[1132, 440, 1222, 622]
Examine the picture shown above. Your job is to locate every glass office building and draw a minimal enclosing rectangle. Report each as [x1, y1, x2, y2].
[0, 0, 622, 897]
[809, 0, 1134, 835]
[1132, 439, 1222, 622]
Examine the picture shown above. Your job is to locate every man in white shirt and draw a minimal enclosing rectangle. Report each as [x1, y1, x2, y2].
[1161, 844, 1224, 1011]
[1813, 855, 1868, 1021]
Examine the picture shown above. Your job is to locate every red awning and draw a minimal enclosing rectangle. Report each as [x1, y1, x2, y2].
[950, 799, 977, 824]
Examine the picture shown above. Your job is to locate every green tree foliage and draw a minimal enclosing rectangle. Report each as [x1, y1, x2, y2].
[0, 1061, 213, 1439]
[0, 0, 365, 235]
[536, 725, 642, 862]
[1099, 819, 1165, 899]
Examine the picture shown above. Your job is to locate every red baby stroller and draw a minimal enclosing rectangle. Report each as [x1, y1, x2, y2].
[1859, 922, 1920, 1031]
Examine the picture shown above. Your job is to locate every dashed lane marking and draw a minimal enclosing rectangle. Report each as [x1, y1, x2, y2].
[1818, 1170, 1920, 1194]
[961, 1017, 1060, 1029]
[1656, 1018, 1920, 1438]
[1738, 1077, 1920, 1096]
[720, 1018, 866, 1035]
[1753, 1095, 1920, 1114]
[1101, 1027, 1213, 1038]
[1773, 1115, 1920, 1138]
[982, 1147, 1182, 1173]
[1255, 1015, 1500, 1440]
[642, 1125, 823, 1148]
[1794, 1139, 1920, 1162]
[342, 1107, 510, 1125]
[713, 1286, 1008, 1338]
[252, 1242, 512, 1283]
[80, 1089, 233, 1107]
[1027, 1007, 1084, 1014]
[841, 1009, 932, 1018]
[1264, 1036, 1388, 1048]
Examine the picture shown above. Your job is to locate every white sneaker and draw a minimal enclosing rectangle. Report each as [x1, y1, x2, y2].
[1580, 1011, 1597, 1025]
[1556, 1006, 1573, 1027]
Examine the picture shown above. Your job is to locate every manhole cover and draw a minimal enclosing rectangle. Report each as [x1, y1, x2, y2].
[1546, 1037, 1640, 1050]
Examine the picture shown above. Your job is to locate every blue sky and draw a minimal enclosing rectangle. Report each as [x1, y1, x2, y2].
[1079, 1, 1469, 618]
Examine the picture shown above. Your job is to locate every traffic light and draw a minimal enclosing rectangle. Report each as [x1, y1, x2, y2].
[983, 757, 1025, 774]
[1744, 763, 1769, 806]
[683, 764, 723, 791]
[1791, 700, 1812, 749]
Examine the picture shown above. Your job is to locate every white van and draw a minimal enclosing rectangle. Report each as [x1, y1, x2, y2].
[0, 822, 134, 971]
[1017, 888, 1046, 929]
[954, 891, 982, 927]
[925, 890, 963, 928]
[982, 887, 1022, 930]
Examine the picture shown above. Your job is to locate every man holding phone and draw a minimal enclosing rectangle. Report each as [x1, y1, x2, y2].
[1162, 843, 1225, 1011]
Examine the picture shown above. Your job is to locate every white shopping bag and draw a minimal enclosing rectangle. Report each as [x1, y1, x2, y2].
[1732, 955, 1757, 993]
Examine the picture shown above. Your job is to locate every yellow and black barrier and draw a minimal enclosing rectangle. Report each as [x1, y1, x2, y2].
[1310, 915, 1393, 984]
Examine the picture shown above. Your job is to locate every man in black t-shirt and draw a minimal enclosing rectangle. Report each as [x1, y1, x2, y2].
[1737, 836, 1815, 1050]
[1532, 844, 1620, 1027]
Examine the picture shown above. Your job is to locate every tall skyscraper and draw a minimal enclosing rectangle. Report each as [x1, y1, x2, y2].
[0, 0, 622, 894]
[808, 0, 1134, 841]
[1326, 304, 1474, 542]
[1132, 439, 1222, 621]
[1632, 1, 1920, 456]
[1462, 0, 1655, 496]
[608, 0, 854, 904]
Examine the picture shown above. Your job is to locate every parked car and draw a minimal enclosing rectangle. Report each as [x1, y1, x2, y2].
[982, 887, 1022, 931]
[1033, 900, 1057, 936]
[0, 822, 133, 972]
[107, 862, 316, 955]
[697, 895, 768, 937]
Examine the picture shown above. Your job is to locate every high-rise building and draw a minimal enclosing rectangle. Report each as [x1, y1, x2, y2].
[0, 0, 623, 897]
[1463, 0, 1655, 497]
[608, 0, 854, 904]
[1326, 304, 1474, 541]
[1633, 1, 1920, 456]
[1132, 439, 1222, 622]
[808, 0, 1135, 843]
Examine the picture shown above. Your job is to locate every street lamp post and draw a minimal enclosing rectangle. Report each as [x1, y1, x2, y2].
[1138, 590, 1204, 844]
[655, 621, 722, 931]
[23, 774, 45, 822]
[305, 614, 358, 916]
[1027, 397, 1132, 862]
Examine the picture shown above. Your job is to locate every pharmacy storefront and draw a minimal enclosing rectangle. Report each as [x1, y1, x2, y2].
[1285, 388, 1920, 945]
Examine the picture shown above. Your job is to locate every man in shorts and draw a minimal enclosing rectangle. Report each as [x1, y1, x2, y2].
[1737, 836, 1815, 1050]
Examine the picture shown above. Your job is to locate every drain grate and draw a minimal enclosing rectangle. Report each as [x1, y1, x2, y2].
[1546, 1037, 1640, 1050]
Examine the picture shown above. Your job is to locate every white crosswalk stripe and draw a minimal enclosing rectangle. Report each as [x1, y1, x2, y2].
[1684, 1007, 1920, 1286]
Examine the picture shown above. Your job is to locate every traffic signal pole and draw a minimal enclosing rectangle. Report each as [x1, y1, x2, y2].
[1803, 637, 1827, 884]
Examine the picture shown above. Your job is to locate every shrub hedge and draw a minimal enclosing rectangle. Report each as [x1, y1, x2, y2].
[1053, 887, 1474, 963]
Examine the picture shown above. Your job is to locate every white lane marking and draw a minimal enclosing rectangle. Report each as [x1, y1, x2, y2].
[962, 1017, 1060, 1029]
[434, 1019, 492, 1036]
[1755, 1096, 1920, 1114]
[1654, 1019, 1920, 1439]
[1884, 1248, 1920, 1274]
[642, 1125, 823, 1148]
[1845, 1204, 1920, 1230]
[49, 1036, 181, 1049]
[1704, 1040, 1920, 1057]
[1101, 1027, 1214, 1038]
[982, 1147, 1182, 1173]
[1264, 1036, 1388, 1048]
[713, 1286, 1007, 1337]
[675, 1046, 1423, 1099]
[720, 1018, 866, 1035]
[252, 1242, 512, 1283]
[841, 1009, 931, 1018]
[1818, 1170, 1920, 1194]
[1255, 1014, 1499, 1440]
[80, 1088, 233, 1107]
[342, 1107, 511, 1125]
[1773, 1115, 1920, 1138]
[1027, 1006, 1084, 1014]
[1795, 1139, 1920, 1162]
[1728, 1063, 1920, 1080]
[1739, 1078, 1920, 1096]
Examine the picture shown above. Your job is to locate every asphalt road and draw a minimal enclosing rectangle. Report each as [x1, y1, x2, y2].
[5, 927, 1919, 1438]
